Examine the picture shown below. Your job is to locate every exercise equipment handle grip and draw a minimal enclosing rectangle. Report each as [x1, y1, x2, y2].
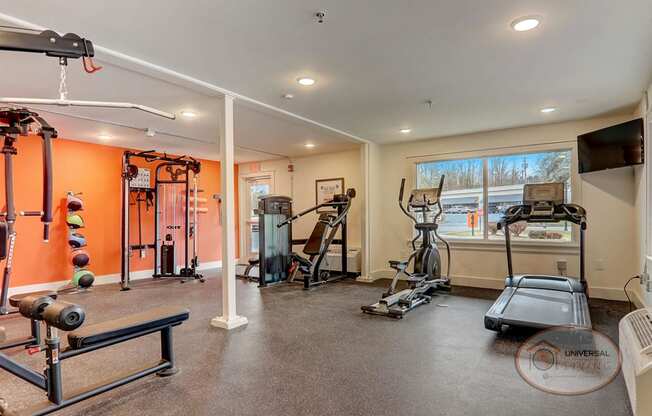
[437, 175, 445, 198]
[399, 178, 406, 203]
[41, 130, 54, 242]
[20, 211, 43, 217]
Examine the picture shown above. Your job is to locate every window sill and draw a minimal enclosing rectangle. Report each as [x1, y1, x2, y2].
[427, 238, 580, 255]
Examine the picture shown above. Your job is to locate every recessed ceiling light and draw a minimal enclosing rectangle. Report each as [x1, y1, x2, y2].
[98, 134, 111, 140]
[511, 17, 540, 32]
[399, 128, 412, 134]
[297, 77, 316, 86]
[282, 93, 294, 99]
[540, 107, 557, 113]
[180, 110, 198, 118]
[304, 143, 316, 148]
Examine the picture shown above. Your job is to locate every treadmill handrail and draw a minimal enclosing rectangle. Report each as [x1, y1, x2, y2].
[514, 275, 578, 293]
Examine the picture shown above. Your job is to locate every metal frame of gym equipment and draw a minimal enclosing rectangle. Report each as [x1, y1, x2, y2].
[121, 150, 204, 290]
[0, 295, 189, 416]
[362, 177, 451, 319]
[0, 109, 55, 316]
[264, 189, 358, 290]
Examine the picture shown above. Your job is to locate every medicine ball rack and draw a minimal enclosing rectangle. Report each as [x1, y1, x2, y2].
[121, 150, 204, 290]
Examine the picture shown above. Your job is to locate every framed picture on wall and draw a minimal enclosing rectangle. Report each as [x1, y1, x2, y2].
[315, 177, 344, 212]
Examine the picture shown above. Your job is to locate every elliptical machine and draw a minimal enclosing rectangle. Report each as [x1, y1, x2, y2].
[362, 176, 451, 319]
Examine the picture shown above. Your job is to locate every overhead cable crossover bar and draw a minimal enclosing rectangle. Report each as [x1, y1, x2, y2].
[0, 98, 176, 120]
[0, 28, 176, 120]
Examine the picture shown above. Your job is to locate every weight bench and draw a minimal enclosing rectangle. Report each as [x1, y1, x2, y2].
[0, 297, 189, 416]
[0, 291, 58, 352]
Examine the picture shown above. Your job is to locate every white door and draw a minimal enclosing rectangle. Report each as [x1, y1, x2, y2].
[243, 175, 272, 260]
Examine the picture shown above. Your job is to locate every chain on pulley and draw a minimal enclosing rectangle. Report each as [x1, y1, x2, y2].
[59, 58, 68, 101]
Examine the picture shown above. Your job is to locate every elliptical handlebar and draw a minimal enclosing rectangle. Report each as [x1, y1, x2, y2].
[398, 178, 418, 224]
[436, 175, 445, 200]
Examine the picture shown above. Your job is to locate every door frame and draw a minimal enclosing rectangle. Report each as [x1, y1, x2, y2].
[238, 171, 276, 261]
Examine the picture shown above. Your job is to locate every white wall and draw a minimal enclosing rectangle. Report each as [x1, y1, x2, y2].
[373, 115, 642, 300]
[633, 84, 651, 306]
[239, 148, 364, 248]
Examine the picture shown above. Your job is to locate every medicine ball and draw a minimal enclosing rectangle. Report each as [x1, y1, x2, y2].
[71, 250, 90, 268]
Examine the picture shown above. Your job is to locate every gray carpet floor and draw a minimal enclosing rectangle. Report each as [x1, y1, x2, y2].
[0, 271, 632, 415]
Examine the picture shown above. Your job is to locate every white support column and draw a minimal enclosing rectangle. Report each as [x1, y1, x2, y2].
[211, 95, 248, 330]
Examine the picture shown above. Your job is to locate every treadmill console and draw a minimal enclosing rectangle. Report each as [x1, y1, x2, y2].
[523, 182, 565, 206]
[523, 182, 564, 221]
[501, 182, 585, 225]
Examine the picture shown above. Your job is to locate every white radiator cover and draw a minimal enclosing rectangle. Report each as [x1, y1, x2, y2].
[620, 307, 652, 416]
[321, 248, 361, 273]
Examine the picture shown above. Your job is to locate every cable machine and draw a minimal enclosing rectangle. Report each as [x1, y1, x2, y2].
[121, 150, 204, 290]
[0, 108, 55, 315]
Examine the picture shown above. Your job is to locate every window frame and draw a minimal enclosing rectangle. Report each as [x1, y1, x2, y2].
[412, 143, 580, 250]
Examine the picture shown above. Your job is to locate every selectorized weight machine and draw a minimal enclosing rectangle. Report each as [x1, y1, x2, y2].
[266, 189, 357, 289]
[121, 150, 204, 290]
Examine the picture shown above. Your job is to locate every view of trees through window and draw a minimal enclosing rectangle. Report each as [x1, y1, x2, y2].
[416, 150, 572, 241]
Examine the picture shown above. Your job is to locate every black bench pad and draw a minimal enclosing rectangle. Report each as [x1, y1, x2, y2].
[67, 306, 190, 350]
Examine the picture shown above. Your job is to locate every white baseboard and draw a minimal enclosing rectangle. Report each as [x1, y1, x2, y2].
[367, 268, 630, 302]
[7, 260, 224, 297]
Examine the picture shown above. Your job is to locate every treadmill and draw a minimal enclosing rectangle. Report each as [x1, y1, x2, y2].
[484, 182, 591, 331]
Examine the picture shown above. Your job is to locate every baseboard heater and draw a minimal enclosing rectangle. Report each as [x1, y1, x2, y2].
[620, 307, 652, 416]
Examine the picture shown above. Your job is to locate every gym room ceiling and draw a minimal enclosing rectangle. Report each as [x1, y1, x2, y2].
[1, 0, 651, 160]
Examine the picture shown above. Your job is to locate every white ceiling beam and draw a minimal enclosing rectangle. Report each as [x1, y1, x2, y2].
[0, 13, 371, 145]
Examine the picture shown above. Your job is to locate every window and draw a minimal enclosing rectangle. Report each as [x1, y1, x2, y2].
[417, 158, 484, 239]
[416, 149, 573, 243]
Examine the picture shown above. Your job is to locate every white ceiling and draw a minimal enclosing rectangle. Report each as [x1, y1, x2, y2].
[0, 52, 360, 162]
[1, 0, 651, 152]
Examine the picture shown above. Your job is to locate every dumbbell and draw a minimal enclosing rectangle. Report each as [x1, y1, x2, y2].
[18, 297, 86, 331]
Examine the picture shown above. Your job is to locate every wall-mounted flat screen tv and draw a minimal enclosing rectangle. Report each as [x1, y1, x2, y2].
[578, 118, 644, 174]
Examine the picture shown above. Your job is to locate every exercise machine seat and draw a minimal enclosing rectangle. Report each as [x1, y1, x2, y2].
[8, 291, 57, 308]
[67, 306, 189, 349]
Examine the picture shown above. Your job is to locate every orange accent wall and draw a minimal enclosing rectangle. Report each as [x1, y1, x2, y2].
[0, 136, 238, 287]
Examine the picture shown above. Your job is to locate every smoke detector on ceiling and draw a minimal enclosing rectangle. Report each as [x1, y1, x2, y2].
[315, 11, 326, 23]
